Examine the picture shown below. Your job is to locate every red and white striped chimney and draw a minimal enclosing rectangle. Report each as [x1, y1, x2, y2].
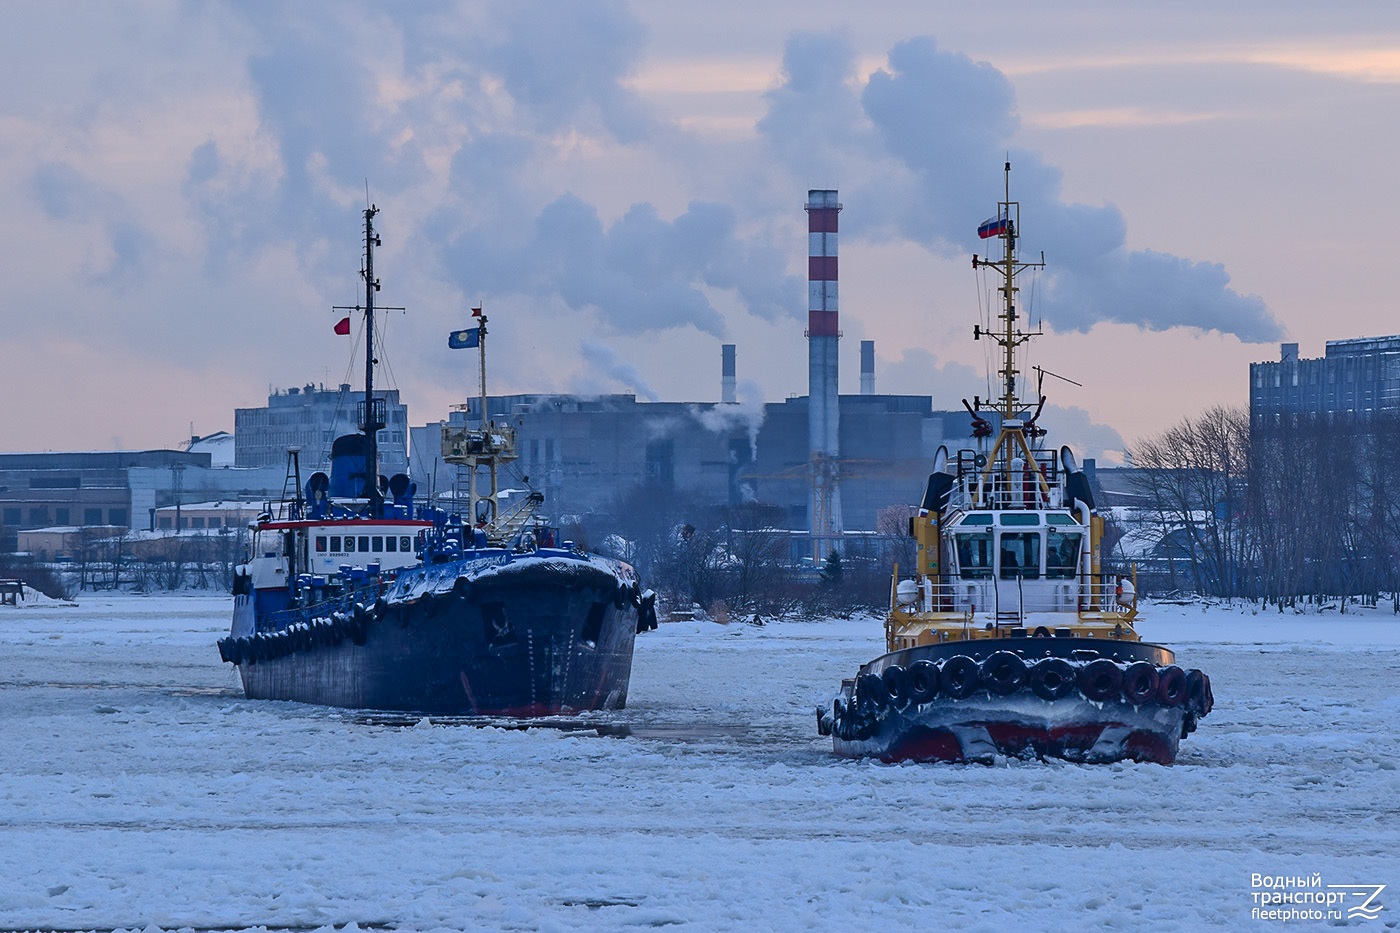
[806, 190, 842, 558]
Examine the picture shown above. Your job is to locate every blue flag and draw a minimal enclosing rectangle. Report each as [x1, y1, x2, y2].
[448, 328, 480, 349]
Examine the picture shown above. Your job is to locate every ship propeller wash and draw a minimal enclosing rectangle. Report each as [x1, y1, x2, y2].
[219, 206, 657, 714]
[817, 165, 1214, 763]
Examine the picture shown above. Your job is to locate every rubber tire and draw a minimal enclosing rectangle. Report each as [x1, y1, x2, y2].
[1121, 661, 1160, 706]
[855, 672, 887, 716]
[981, 651, 1028, 695]
[907, 660, 940, 704]
[1077, 658, 1122, 702]
[1028, 657, 1077, 700]
[881, 665, 911, 710]
[1156, 665, 1188, 708]
[940, 655, 981, 699]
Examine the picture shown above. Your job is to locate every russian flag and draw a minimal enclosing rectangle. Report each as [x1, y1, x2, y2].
[978, 214, 1010, 239]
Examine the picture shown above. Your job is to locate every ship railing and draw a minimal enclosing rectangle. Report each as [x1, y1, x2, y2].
[946, 468, 1067, 511]
[896, 576, 1118, 617]
[257, 582, 384, 633]
[1081, 572, 1136, 615]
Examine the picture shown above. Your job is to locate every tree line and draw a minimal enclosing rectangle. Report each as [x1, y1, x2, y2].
[1126, 405, 1400, 607]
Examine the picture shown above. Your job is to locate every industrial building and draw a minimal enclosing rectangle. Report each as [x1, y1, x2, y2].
[234, 383, 409, 476]
[1250, 337, 1400, 429]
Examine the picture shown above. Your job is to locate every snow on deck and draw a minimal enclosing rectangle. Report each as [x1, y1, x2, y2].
[0, 595, 1395, 929]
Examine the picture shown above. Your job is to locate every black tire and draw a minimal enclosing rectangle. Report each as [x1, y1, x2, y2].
[1028, 657, 1077, 700]
[1156, 665, 1188, 708]
[855, 672, 887, 716]
[1121, 661, 1159, 705]
[941, 655, 980, 699]
[981, 650, 1028, 695]
[881, 665, 911, 710]
[1031, 625, 1052, 638]
[1077, 658, 1122, 702]
[908, 660, 940, 704]
[1185, 669, 1211, 715]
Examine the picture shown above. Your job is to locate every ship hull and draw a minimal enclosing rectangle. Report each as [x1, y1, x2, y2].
[227, 554, 646, 715]
[821, 638, 1212, 765]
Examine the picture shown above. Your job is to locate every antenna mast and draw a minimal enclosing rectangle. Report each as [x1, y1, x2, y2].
[973, 162, 1045, 418]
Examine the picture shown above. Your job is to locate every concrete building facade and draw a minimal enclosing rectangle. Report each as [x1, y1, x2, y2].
[234, 383, 409, 476]
[1250, 337, 1400, 429]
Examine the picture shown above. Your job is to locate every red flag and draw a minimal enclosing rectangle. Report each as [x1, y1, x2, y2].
[334, 316, 351, 335]
[471, 307, 483, 317]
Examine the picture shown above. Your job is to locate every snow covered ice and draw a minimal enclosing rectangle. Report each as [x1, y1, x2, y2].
[1, 595, 1397, 931]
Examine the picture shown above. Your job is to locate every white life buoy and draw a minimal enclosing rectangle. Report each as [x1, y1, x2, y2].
[1115, 578, 1136, 607]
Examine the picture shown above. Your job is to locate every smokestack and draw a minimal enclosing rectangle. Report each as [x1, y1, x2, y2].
[722, 344, 736, 404]
[860, 340, 875, 395]
[806, 189, 842, 560]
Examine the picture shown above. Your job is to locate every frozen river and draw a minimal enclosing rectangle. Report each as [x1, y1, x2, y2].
[1, 594, 1396, 931]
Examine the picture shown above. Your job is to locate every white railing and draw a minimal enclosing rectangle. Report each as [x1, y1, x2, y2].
[894, 573, 1130, 617]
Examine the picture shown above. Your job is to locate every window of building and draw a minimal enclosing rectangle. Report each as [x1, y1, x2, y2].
[191, 517, 205, 529]
[28, 508, 48, 524]
[29, 476, 80, 489]
[159, 517, 173, 530]
[55, 508, 69, 525]
[110, 509, 126, 526]
[3, 508, 21, 526]
[208, 517, 221, 529]
[84, 508, 102, 525]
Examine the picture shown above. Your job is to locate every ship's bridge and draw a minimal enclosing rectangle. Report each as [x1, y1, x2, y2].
[946, 510, 1085, 581]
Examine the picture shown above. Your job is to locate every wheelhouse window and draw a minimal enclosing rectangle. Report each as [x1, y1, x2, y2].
[315, 535, 327, 553]
[999, 532, 1041, 579]
[956, 532, 994, 578]
[372, 536, 383, 552]
[329, 535, 342, 551]
[1046, 530, 1081, 579]
[358, 535, 370, 552]
[385, 536, 397, 552]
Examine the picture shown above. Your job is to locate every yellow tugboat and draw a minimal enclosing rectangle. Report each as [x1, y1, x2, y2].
[817, 164, 1213, 763]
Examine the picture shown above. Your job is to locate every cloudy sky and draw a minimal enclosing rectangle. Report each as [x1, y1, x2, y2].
[5, 1, 1398, 462]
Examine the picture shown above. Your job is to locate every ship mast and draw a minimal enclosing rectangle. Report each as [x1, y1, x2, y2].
[361, 206, 383, 505]
[974, 161, 1044, 419]
[334, 206, 404, 509]
[971, 162, 1051, 508]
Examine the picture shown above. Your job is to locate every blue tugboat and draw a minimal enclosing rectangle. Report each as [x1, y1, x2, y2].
[817, 165, 1213, 763]
[218, 206, 656, 714]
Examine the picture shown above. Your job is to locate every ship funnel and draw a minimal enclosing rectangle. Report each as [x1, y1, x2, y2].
[329, 433, 374, 499]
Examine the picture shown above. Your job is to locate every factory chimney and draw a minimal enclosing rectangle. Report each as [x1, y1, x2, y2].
[806, 189, 842, 562]
[860, 340, 875, 395]
[721, 344, 736, 404]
